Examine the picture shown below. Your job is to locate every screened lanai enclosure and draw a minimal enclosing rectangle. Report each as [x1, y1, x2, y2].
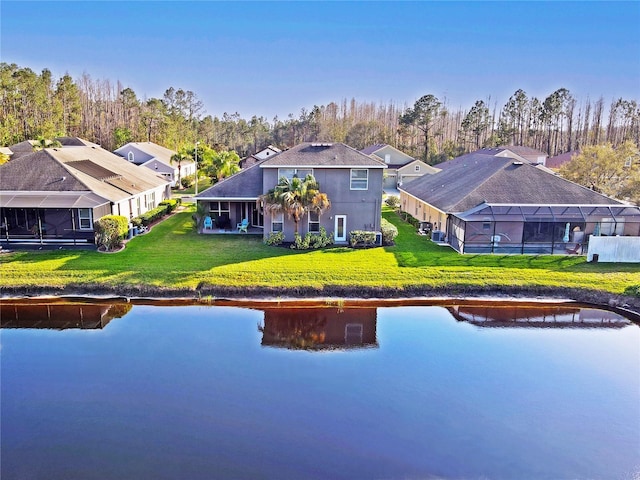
[448, 204, 640, 255]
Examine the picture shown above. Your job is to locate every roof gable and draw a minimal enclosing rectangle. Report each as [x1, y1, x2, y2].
[261, 142, 386, 168]
[0, 150, 88, 192]
[197, 161, 264, 199]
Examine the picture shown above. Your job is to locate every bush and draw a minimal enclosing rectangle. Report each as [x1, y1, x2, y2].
[180, 174, 195, 188]
[399, 211, 420, 228]
[134, 204, 170, 227]
[349, 230, 377, 248]
[94, 215, 128, 251]
[159, 198, 181, 213]
[264, 231, 285, 246]
[380, 218, 398, 245]
[385, 196, 400, 209]
[290, 227, 334, 250]
[624, 285, 640, 297]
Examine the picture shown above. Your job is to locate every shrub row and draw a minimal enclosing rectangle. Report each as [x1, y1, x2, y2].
[159, 198, 181, 213]
[291, 227, 334, 250]
[398, 211, 420, 228]
[132, 200, 179, 228]
[349, 230, 377, 248]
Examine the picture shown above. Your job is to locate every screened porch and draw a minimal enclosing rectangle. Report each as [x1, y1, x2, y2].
[448, 204, 640, 255]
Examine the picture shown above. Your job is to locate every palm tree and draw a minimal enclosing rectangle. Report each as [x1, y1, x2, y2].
[260, 174, 331, 235]
[32, 137, 62, 151]
[170, 151, 192, 189]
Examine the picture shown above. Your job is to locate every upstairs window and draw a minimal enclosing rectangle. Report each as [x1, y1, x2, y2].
[350, 169, 368, 190]
[415, 165, 420, 172]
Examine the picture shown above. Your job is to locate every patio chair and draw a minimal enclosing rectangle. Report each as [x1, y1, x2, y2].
[237, 218, 249, 233]
[203, 216, 213, 230]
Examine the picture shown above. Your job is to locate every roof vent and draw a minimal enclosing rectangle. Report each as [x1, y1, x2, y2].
[513, 161, 523, 165]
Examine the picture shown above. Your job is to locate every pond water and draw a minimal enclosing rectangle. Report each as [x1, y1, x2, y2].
[1, 301, 639, 480]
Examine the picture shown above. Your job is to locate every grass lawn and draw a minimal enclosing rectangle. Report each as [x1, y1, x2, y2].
[1, 206, 639, 297]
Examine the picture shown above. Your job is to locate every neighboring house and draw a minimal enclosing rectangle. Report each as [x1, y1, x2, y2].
[361, 144, 438, 189]
[1, 142, 171, 244]
[546, 150, 579, 170]
[437, 146, 548, 171]
[239, 145, 282, 169]
[114, 142, 195, 187]
[399, 150, 640, 255]
[196, 142, 386, 244]
[6, 137, 100, 161]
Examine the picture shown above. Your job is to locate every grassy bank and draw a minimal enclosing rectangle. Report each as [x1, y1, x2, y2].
[1, 207, 639, 304]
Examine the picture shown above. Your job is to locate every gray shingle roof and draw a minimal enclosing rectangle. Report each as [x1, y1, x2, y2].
[402, 155, 621, 213]
[1, 146, 169, 203]
[1, 150, 88, 191]
[197, 161, 264, 199]
[359, 144, 388, 155]
[261, 143, 386, 168]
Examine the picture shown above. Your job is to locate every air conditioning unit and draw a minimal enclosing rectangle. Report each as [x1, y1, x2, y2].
[431, 230, 445, 242]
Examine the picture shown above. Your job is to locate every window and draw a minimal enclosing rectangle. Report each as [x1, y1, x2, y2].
[278, 168, 313, 181]
[78, 208, 93, 230]
[624, 157, 633, 168]
[350, 169, 368, 190]
[272, 212, 284, 232]
[415, 165, 420, 172]
[127, 151, 134, 162]
[136, 197, 141, 216]
[308, 211, 320, 232]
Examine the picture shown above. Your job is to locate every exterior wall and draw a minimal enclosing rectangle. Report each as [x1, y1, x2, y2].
[399, 191, 446, 231]
[587, 236, 640, 263]
[121, 146, 153, 164]
[262, 167, 383, 243]
[373, 145, 413, 166]
[112, 185, 168, 219]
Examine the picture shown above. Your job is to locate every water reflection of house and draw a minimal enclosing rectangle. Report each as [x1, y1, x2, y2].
[448, 305, 631, 329]
[0, 303, 132, 330]
[259, 307, 378, 350]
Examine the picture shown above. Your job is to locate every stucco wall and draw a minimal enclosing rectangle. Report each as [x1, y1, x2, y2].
[262, 167, 383, 242]
[587, 236, 640, 263]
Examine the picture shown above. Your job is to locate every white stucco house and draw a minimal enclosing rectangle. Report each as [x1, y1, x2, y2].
[114, 142, 196, 187]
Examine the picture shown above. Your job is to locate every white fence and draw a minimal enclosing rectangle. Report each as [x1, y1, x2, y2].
[587, 236, 640, 263]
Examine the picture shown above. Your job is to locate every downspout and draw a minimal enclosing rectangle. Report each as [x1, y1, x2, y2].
[71, 209, 77, 246]
[37, 212, 43, 245]
[492, 220, 497, 254]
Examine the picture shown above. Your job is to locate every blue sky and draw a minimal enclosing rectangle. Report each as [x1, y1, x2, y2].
[2, 1, 639, 120]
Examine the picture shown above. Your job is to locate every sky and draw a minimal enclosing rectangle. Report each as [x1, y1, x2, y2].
[1, 1, 639, 120]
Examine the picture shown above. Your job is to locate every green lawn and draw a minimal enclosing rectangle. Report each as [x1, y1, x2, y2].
[1, 206, 639, 296]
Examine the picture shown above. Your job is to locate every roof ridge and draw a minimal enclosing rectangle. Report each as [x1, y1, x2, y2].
[449, 157, 513, 210]
[45, 150, 92, 191]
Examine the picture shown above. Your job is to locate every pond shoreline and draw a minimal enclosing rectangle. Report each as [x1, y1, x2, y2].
[2, 284, 639, 319]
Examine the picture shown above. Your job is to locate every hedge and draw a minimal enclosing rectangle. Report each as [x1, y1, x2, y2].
[349, 230, 377, 248]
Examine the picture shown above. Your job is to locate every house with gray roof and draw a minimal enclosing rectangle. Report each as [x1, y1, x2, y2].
[360, 143, 438, 189]
[196, 142, 386, 244]
[399, 150, 640, 254]
[114, 142, 195, 187]
[1, 142, 170, 244]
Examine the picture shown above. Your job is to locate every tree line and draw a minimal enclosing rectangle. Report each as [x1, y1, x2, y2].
[1, 62, 639, 164]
